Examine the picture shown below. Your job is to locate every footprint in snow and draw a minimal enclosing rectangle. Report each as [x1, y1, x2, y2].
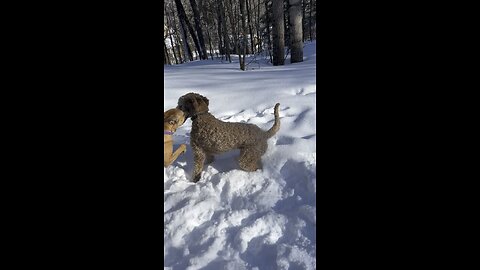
[292, 87, 316, 96]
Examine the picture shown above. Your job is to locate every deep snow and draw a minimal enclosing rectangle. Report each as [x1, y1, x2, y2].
[164, 41, 316, 270]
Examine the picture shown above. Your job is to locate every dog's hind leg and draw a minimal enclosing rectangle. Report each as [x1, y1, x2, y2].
[256, 141, 268, 170]
[238, 147, 260, 172]
[191, 142, 206, 182]
[238, 142, 267, 172]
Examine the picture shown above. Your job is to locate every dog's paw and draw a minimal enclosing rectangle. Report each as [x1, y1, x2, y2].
[180, 144, 187, 154]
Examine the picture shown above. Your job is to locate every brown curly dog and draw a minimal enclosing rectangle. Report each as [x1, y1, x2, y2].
[177, 92, 280, 182]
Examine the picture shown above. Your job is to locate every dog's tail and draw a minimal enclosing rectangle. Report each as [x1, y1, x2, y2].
[265, 103, 280, 138]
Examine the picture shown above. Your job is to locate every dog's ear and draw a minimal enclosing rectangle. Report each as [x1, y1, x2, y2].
[164, 111, 177, 124]
[202, 96, 209, 107]
[192, 94, 209, 113]
[176, 96, 184, 110]
[163, 111, 170, 121]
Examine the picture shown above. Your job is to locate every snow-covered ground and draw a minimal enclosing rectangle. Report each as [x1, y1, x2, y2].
[164, 41, 316, 270]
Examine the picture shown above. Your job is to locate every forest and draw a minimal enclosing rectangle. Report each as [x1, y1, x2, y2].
[163, 0, 316, 70]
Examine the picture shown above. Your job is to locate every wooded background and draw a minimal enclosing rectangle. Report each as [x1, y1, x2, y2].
[163, 0, 316, 70]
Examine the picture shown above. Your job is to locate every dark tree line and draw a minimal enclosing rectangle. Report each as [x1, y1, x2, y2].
[163, 0, 316, 68]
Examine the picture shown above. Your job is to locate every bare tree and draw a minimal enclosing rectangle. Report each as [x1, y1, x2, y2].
[219, 0, 231, 62]
[284, 0, 290, 49]
[289, 0, 303, 63]
[189, 0, 208, 59]
[199, 0, 215, 59]
[255, 0, 262, 53]
[203, 17, 215, 60]
[163, 0, 313, 65]
[164, 41, 171, 64]
[174, 0, 204, 60]
[246, 0, 254, 54]
[301, 0, 306, 41]
[171, 13, 185, 63]
[264, 0, 273, 63]
[215, 0, 224, 56]
[177, 7, 193, 62]
[239, 0, 247, 70]
[165, 3, 179, 64]
[272, 0, 285, 65]
[309, 0, 313, 41]
[227, 0, 239, 56]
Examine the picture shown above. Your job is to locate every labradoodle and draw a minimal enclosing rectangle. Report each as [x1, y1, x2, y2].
[177, 92, 280, 182]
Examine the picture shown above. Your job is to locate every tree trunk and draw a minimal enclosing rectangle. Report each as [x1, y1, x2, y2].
[164, 41, 171, 65]
[256, 0, 262, 53]
[239, 0, 247, 70]
[246, 0, 254, 55]
[172, 14, 184, 63]
[289, 0, 303, 63]
[165, 9, 179, 64]
[284, 0, 290, 50]
[272, 0, 285, 65]
[194, 46, 199, 60]
[199, 1, 214, 60]
[220, 0, 231, 62]
[227, 0, 239, 56]
[169, 33, 179, 64]
[302, 0, 306, 42]
[309, 0, 313, 41]
[216, 1, 224, 57]
[204, 20, 214, 60]
[174, 0, 203, 60]
[265, 0, 273, 63]
[189, 0, 208, 59]
[177, 7, 193, 62]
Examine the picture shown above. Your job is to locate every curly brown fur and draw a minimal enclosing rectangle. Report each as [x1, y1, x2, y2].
[177, 92, 280, 182]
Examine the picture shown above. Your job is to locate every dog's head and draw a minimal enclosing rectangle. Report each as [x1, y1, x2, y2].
[164, 108, 186, 130]
[176, 92, 209, 119]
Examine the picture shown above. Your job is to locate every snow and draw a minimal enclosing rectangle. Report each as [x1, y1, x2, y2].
[164, 41, 316, 270]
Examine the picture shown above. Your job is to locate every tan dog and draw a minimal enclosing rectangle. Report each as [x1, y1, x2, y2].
[164, 108, 187, 167]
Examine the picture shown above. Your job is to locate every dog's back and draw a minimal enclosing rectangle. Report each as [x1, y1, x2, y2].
[191, 103, 280, 153]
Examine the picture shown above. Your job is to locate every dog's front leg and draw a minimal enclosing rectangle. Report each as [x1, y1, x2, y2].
[191, 142, 205, 182]
[164, 145, 173, 167]
[169, 144, 187, 166]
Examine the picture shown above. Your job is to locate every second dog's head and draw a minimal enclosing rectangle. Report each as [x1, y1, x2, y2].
[164, 108, 186, 132]
[176, 92, 209, 119]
